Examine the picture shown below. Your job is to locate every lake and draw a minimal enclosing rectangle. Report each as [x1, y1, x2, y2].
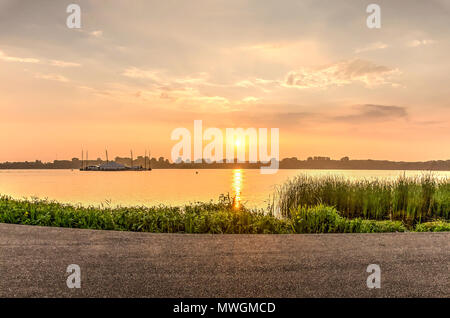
[0, 169, 449, 209]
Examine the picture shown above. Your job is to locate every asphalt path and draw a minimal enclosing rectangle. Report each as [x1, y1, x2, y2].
[0, 223, 448, 297]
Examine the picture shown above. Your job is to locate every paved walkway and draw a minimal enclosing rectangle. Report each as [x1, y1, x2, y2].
[0, 223, 448, 297]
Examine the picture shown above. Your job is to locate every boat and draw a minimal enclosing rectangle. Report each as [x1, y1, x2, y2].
[80, 149, 152, 171]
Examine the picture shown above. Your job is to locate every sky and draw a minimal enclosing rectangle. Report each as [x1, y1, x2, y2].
[0, 0, 449, 162]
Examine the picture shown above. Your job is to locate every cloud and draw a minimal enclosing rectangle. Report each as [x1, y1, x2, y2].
[122, 60, 400, 103]
[49, 60, 81, 67]
[245, 110, 315, 127]
[354, 42, 388, 54]
[230, 104, 408, 128]
[234, 78, 279, 93]
[241, 96, 259, 103]
[173, 73, 209, 85]
[122, 67, 162, 82]
[408, 39, 436, 47]
[122, 68, 232, 105]
[0, 50, 39, 63]
[123, 67, 211, 88]
[333, 104, 407, 122]
[35, 73, 69, 83]
[0, 50, 82, 69]
[283, 59, 400, 89]
[90, 30, 103, 38]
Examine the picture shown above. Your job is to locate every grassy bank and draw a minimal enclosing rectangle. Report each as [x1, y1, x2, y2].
[0, 194, 448, 234]
[273, 174, 450, 224]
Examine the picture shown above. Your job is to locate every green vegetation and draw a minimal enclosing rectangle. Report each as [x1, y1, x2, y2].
[414, 220, 450, 232]
[290, 204, 408, 233]
[273, 174, 450, 225]
[1, 174, 449, 234]
[0, 195, 292, 234]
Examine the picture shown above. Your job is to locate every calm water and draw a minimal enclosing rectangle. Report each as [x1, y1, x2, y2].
[0, 169, 449, 209]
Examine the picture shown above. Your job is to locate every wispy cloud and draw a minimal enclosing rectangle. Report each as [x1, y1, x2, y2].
[122, 67, 162, 82]
[90, 30, 103, 38]
[241, 96, 259, 103]
[333, 104, 407, 122]
[0, 50, 81, 69]
[234, 78, 279, 93]
[283, 59, 400, 89]
[49, 60, 81, 67]
[35, 73, 69, 83]
[0, 50, 39, 63]
[354, 42, 388, 54]
[173, 73, 210, 85]
[122, 67, 211, 88]
[408, 39, 436, 47]
[120, 60, 402, 106]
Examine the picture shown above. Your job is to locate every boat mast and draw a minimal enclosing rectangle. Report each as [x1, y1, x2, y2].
[130, 150, 133, 169]
[106, 149, 109, 163]
[149, 149, 151, 170]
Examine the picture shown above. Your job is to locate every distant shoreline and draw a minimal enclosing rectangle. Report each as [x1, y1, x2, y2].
[1, 157, 450, 171]
[1, 167, 450, 171]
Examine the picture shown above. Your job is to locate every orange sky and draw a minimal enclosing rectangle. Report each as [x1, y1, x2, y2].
[0, 0, 449, 162]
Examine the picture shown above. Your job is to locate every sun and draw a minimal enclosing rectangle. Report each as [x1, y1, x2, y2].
[235, 139, 242, 147]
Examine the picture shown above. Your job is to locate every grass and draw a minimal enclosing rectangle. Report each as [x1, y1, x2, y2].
[272, 174, 450, 225]
[0, 180, 449, 234]
[0, 195, 291, 234]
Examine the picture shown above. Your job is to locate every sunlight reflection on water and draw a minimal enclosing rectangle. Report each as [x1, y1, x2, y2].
[232, 169, 243, 208]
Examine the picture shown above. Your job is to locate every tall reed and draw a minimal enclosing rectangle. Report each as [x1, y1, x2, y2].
[272, 174, 449, 222]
